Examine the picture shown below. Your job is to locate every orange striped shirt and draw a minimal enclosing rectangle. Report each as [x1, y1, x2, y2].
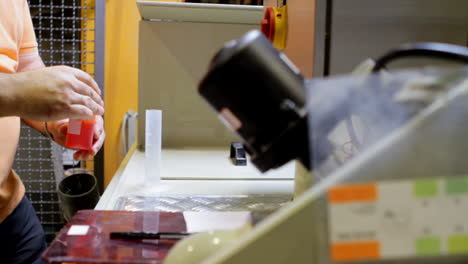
[0, 0, 39, 223]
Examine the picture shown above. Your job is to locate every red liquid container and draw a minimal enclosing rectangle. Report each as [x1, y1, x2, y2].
[65, 117, 95, 150]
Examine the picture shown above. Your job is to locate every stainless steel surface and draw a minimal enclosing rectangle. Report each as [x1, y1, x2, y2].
[313, 0, 327, 77]
[115, 195, 291, 214]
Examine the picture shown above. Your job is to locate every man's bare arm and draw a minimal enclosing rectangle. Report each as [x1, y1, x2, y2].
[0, 59, 104, 121]
[17, 54, 48, 134]
[16, 54, 106, 160]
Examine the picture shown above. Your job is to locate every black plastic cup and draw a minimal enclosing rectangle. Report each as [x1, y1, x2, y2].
[58, 171, 100, 221]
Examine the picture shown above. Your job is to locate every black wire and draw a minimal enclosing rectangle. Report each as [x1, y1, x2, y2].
[323, 0, 333, 76]
[372, 42, 468, 72]
[347, 42, 468, 153]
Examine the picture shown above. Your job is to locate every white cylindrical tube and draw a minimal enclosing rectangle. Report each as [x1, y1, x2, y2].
[145, 109, 162, 185]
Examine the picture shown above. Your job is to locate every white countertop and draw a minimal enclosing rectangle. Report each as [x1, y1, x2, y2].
[96, 147, 294, 210]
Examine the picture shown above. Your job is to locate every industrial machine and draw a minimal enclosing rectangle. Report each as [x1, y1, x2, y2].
[191, 30, 468, 264]
[42, 1, 468, 263]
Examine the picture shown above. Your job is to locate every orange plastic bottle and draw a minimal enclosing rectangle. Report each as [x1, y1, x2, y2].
[65, 116, 96, 150]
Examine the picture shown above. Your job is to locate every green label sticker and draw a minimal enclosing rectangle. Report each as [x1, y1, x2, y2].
[448, 235, 468, 254]
[413, 180, 438, 198]
[446, 178, 468, 195]
[415, 237, 441, 256]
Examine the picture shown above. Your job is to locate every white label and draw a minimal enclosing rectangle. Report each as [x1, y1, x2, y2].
[280, 53, 301, 75]
[328, 178, 468, 262]
[68, 120, 82, 135]
[183, 212, 251, 233]
[219, 108, 242, 131]
[67, 225, 90, 236]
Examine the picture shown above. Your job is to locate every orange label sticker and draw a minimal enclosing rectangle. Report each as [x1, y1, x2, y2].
[328, 183, 377, 203]
[331, 241, 380, 261]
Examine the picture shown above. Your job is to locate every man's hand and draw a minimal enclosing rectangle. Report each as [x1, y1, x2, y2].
[1, 66, 104, 121]
[47, 116, 105, 160]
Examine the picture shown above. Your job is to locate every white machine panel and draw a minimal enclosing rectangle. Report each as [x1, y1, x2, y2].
[137, 2, 263, 149]
[137, 1, 263, 24]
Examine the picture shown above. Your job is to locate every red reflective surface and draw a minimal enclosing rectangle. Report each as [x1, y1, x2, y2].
[42, 210, 187, 264]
